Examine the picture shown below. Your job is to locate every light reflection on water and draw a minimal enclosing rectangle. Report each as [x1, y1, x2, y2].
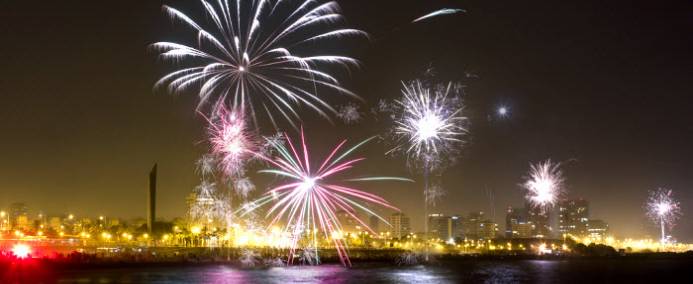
[21, 258, 691, 283]
[53, 264, 458, 284]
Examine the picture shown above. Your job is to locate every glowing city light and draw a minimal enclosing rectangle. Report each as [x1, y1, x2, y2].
[12, 244, 31, 259]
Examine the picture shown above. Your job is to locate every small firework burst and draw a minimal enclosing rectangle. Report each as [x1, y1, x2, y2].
[233, 176, 256, 198]
[336, 103, 362, 124]
[425, 184, 446, 206]
[258, 132, 286, 157]
[646, 188, 682, 242]
[207, 106, 255, 177]
[195, 154, 217, 178]
[521, 159, 565, 210]
[390, 80, 468, 167]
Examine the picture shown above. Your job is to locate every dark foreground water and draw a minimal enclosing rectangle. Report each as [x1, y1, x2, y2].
[4, 258, 692, 283]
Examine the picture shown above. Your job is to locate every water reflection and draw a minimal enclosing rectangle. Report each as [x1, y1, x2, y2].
[527, 260, 561, 284]
[3, 258, 688, 283]
[476, 262, 528, 283]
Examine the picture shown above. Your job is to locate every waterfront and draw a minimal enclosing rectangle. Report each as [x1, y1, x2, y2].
[4, 257, 691, 283]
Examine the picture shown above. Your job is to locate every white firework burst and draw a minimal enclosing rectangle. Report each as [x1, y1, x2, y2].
[425, 184, 446, 206]
[152, 0, 366, 127]
[258, 132, 286, 157]
[646, 188, 682, 242]
[521, 160, 565, 210]
[336, 103, 362, 124]
[195, 154, 217, 178]
[391, 80, 468, 165]
[234, 176, 256, 198]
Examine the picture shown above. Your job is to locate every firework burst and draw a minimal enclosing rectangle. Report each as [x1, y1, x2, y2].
[390, 80, 468, 166]
[241, 128, 411, 266]
[206, 105, 255, 177]
[195, 154, 218, 178]
[152, 0, 366, 127]
[388, 79, 467, 262]
[646, 188, 681, 242]
[521, 159, 565, 210]
[336, 103, 362, 125]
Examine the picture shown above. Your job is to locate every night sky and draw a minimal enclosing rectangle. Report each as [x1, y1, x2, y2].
[1, 0, 692, 241]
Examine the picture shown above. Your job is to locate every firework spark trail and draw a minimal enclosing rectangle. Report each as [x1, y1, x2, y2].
[646, 188, 682, 242]
[152, 0, 366, 128]
[412, 8, 465, 23]
[521, 159, 565, 210]
[239, 128, 412, 266]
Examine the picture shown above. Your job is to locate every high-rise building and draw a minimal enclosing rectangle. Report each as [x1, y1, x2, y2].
[513, 222, 534, 238]
[9, 202, 28, 228]
[450, 215, 464, 239]
[463, 211, 484, 240]
[428, 213, 452, 240]
[527, 203, 551, 238]
[558, 199, 589, 237]
[478, 220, 499, 239]
[389, 213, 411, 239]
[586, 219, 609, 239]
[505, 206, 528, 238]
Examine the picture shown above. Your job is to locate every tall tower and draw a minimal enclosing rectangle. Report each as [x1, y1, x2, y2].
[147, 164, 157, 233]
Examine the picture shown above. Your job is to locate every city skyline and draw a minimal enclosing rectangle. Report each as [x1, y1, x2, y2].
[1, 0, 692, 243]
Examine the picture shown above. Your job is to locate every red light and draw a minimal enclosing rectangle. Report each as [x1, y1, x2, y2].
[12, 244, 31, 259]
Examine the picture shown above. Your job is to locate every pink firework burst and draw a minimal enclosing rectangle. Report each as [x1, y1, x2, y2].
[206, 106, 255, 177]
[243, 128, 411, 266]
